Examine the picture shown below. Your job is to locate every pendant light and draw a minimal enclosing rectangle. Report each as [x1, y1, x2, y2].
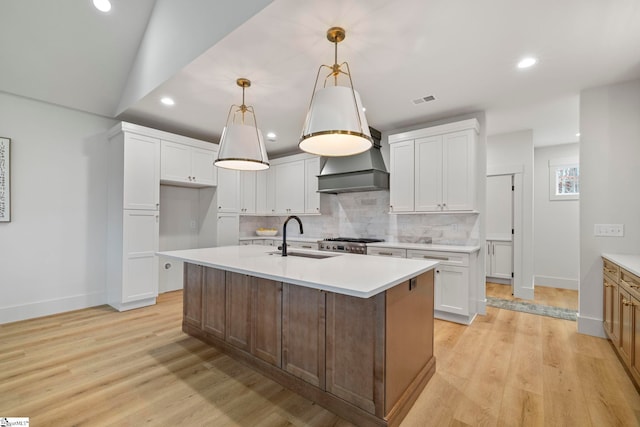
[299, 27, 372, 157]
[215, 78, 269, 171]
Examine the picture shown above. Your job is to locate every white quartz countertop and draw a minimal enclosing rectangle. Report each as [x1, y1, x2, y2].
[158, 245, 438, 298]
[602, 253, 640, 277]
[239, 236, 319, 243]
[366, 242, 481, 253]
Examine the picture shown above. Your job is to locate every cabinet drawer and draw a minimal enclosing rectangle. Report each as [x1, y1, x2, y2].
[603, 258, 620, 282]
[621, 268, 640, 297]
[406, 250, 469, 267]
[288, 241, 318, 250]
[367, 247, 407, 258]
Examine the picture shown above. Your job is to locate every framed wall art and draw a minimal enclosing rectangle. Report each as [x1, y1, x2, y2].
[0, 137, 10, 222]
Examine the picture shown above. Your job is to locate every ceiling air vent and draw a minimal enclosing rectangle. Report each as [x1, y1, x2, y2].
[412, 95, 436, 105]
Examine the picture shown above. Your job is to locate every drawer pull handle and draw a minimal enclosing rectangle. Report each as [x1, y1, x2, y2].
[302, 245, 313, 249]
[378, 252, 394, 256]
[423, 255, 448, 261]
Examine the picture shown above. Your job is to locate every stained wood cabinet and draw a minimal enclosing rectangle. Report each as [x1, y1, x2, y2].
[282, 284, 325, 387]
[182, 263, 436, 427]
[602, 256, 640, 389]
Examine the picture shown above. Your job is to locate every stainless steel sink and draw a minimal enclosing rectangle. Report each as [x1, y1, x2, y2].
[268, 251, 336, 259]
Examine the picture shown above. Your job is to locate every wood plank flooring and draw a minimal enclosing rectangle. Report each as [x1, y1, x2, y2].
[1, 290, 638, 426]
[487, 282, 579, 311]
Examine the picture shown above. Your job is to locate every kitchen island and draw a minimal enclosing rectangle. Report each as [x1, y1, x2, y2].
[159, 245, 438, 427]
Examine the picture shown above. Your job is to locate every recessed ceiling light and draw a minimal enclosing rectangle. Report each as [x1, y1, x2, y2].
[266, 132, 277, 141]
[362, 107, 367, 112]
[160, 97, 175, 106]
[517, 57, 537, 69]
[576, 133, 580, 137]
[92, 0, 111, 13]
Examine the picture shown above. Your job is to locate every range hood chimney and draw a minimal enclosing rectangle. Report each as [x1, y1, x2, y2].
[317, 127, 390, 194]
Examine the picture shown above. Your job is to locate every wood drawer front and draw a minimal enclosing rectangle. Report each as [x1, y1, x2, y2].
[603, 258, 620, 282]
[367, 247, 407, 258]
[406, 249, 469, 267]
[621, 268, 640, 296]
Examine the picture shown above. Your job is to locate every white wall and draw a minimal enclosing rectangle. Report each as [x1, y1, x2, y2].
[534, 143, 580, 290]
[579, 78, 640, 337]
[0, 92, 116, 323]
[487, 130, 534, 299]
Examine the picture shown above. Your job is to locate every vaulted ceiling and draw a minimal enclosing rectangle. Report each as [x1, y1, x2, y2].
[2, 0, 640, 156]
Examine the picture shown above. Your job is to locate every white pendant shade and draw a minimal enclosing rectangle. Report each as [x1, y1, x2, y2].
[300, 86, 372, 157]
[215, 123, 269, 171]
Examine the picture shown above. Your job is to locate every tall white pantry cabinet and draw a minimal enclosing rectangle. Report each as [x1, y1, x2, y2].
[107, 123, 161, 311]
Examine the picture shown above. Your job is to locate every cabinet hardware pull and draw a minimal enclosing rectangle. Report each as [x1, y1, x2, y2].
[378, 252, 393, 256]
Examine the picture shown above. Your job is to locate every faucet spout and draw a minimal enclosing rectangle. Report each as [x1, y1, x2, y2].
[282, 215, 304, 256]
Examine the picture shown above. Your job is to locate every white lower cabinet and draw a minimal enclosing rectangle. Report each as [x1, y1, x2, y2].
[486, 240, 512, 280]
[406, 248, 478, 325]
[108, 210, 159, 311]
[216, 214, 239, 246]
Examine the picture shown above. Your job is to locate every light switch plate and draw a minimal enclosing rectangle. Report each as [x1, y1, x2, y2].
[594, 224, 624, 237]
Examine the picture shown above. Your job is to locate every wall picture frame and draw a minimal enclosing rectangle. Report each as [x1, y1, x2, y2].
[0, 137, 11, 222]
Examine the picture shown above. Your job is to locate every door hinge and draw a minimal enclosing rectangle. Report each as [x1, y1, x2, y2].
[512, 185, 515, 191]
[511, 228, 514, 235]
[511, 272, 514, 278]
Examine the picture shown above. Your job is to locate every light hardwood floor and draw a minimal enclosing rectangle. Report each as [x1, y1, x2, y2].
[487, 282, 579, 311]
[1, 291, 638, 426]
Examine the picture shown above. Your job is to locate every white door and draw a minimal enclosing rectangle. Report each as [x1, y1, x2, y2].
[239, 171, 257, 214]
[486, 175, 513, 239]
[305, 157, 320, 214]
[435, 265, 469, 316]
[389, 140, 415, 212]
[414, 136, 442, 211]
[442, 130, 474, 211]
[216, 168, 240, 213]
[191, 147, 216, 186]
[161, 140, 191, 183]
[491, 241, 513, 279]
[275, 160, 305, 214]
[122, 210, 159, 302]
[123, 134, 160, 210]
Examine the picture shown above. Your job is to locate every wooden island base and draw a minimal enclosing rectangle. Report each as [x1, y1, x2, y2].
[182, 263, 436, 427]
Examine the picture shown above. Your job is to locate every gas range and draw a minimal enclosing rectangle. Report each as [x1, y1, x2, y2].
[317, 237, 385, 255]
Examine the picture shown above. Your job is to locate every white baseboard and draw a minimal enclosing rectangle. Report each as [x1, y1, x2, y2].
[477, 299, 487, 316]
[577, 314, 606, 338]
[0, 291, 107, 325]
[535, 275, 579, 290]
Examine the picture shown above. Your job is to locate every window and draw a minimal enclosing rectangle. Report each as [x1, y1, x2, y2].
[549, 158, 579, 200]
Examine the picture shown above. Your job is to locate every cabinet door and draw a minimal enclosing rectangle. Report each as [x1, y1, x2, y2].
[389, 140, 415, 212]
[414, 136, 442, 212]
[612, 280, 621, 344]
[251, 278, 282, 367]
[434, 265, 469, 316]
[225, 272, 252, 352]
[122, 210, 159, 302]
[191, 147, 217, 186]
[216, 167, 240, 213]
[442, 130, 475, 211]
[184, 263, 203, 327]
[216, 214, 239, 247]
[490, 241, 512, 279]
[123, 134, 160, 210]
[603, 277, 616, 338]
[161, 140, 191, 184]
[305, 157, 320, 214]
[620, 288, 633, 364]
[486, 242, 492, 275]
[326, 292, 382, 415]
[239, 171, 257, 214]
[282, 284, 326, 388]
[631, 295, 640, 383]
[203, 267, 226, 339]
[255, 169, 269, 215]
[275, 160, 305, 214]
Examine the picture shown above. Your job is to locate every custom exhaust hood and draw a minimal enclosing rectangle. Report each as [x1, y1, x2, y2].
[317, 127, 390, 194]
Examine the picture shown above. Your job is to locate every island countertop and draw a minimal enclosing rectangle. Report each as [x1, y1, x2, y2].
[158, 245, 438, 298]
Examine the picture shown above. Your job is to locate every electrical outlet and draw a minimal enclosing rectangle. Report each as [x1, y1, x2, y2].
[594, 224, 624, 237]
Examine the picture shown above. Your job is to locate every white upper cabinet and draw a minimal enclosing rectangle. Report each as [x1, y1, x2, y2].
[389, 140, 415, 212]
[216, 167, 240, 213]
[256, 168, 276, 215]
[275, 160, 306, 214]
[240, 171, 257, 214]
[123, 133, 160, 211]
[305, 157, 320, 214]
[161, 140, 216, 187]
[388, 119, 479, 213]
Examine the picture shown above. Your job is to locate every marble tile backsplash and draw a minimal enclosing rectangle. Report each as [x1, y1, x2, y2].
[240, 190, 479, 246]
